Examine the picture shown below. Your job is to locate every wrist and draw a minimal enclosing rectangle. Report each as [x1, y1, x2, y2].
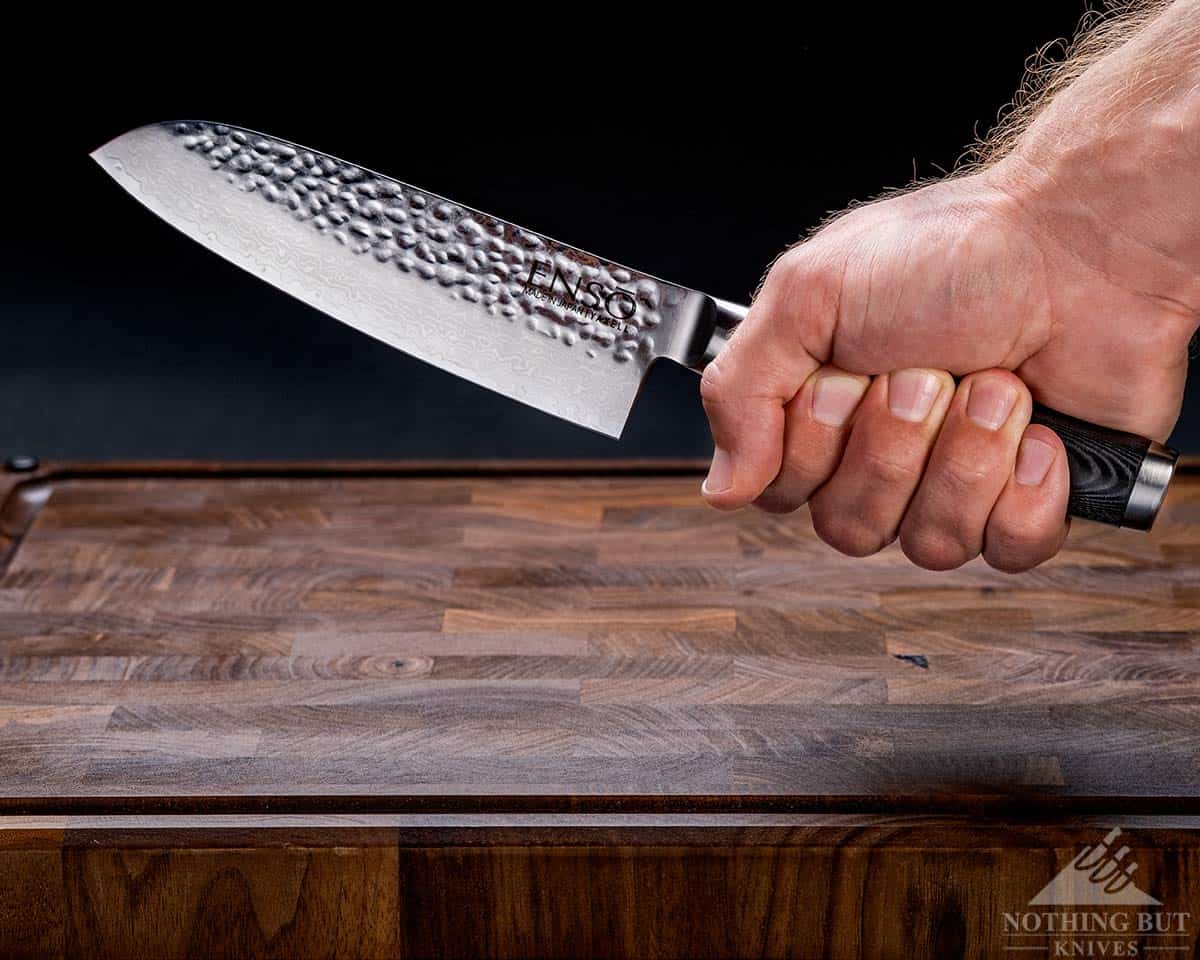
[981, 134, 1200, 342]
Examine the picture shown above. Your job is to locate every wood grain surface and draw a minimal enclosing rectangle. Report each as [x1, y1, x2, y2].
[1, 461, 1199, 958]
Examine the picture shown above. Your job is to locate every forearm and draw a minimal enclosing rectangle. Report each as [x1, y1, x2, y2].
[988, 0, 1200, 325]
[1014, 0, 1200, 156]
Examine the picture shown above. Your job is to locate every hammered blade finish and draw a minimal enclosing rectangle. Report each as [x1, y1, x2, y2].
[91, 121, 709, 437]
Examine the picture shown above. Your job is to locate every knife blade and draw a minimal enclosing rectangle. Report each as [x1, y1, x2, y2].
[91, 120, 1177, 529]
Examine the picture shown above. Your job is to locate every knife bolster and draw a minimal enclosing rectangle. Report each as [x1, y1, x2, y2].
[691, 297, 748, 370]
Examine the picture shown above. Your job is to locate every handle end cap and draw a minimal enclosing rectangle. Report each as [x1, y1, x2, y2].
[1122, 441, 1178, 531]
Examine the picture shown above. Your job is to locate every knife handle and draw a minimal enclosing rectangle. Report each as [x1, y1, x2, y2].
[1027, 404, 1176, 530]
[696, 300, 1178, 530]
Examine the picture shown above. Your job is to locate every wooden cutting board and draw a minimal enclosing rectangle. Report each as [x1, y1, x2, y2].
[2, 460, 1198, 959]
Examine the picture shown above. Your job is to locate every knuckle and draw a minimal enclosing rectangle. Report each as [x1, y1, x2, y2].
[935, 452, 993, 495]
[779, 451, 828, 492]
[768, 245, 843, 322]
[986, 513, 1035, 554]
[773, 245, 825, 286]
[984, 548, 1040, 575]
[810, 500, 891, 557]
[699, 357, 735, 405]
[858, 447, 922, 488]
[900, 523, 971, 571]
[754, 488, 805, 515]
[984, 519, 1052, 574]
[771, 245, 810, 279]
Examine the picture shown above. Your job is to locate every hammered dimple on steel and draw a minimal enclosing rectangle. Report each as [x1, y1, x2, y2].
[176, 122, 667, 355]
[90, 121, 706, 437]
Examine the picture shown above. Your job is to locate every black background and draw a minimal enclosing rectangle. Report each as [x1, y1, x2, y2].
[5, 6, 1196, 463]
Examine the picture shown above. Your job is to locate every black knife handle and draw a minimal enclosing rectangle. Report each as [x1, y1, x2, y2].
[1028, 403, 1176, 530]
[694, 300, 1178, 530]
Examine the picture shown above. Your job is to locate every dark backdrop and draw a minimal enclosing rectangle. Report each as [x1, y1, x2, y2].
[5, 7, 1196, 462]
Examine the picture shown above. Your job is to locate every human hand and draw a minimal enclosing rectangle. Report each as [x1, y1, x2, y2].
[700, 166, 1194, 571]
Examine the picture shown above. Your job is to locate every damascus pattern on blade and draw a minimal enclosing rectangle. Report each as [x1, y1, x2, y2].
[91, 121, 707, 437]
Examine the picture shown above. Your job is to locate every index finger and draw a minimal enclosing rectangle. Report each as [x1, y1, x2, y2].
[699, 249, 835, 509]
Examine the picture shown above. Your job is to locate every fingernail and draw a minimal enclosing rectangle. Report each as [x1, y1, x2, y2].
[703, 446, 733, 494]
[1015, 436, 1055, 485]
[888, 369, 941, 422]
[967, 379, 1018, 430]
[812, 375, 867, 427]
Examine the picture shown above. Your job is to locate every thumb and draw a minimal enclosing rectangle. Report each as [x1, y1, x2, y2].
[700, 249, 832, 509]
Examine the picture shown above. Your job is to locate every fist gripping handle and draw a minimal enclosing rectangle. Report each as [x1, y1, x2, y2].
[695, 299, 1178, 531]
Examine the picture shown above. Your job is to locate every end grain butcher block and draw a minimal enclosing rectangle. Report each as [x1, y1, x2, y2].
[2, 459, 1200, 959]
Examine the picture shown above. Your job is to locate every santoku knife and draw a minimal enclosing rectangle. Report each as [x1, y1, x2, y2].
[91, 121, 1177, 529]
